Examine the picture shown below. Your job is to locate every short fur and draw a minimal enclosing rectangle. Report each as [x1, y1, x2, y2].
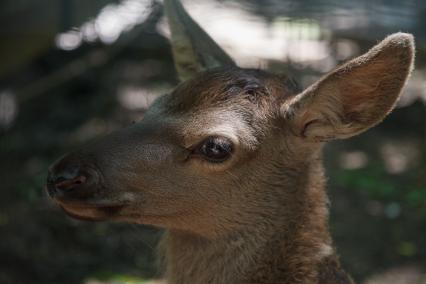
[46, 3, 415, 283]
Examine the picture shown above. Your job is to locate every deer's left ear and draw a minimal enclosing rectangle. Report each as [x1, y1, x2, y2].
[281, 33, 415, 142]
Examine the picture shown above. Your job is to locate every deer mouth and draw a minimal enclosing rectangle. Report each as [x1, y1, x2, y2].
[56, 199, 128, 221]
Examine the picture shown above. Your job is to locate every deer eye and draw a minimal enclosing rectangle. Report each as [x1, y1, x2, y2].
[196, 136, 233, 163]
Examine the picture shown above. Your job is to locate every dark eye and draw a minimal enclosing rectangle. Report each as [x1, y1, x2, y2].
[196, 136, 233, 163]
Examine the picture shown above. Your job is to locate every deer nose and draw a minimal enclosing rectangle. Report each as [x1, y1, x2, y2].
[46, 169, 87, 198]
[46, 153, 101, 202]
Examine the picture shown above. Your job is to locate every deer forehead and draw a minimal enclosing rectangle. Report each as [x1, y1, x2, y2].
[179, 110, 259, 149]
[144, 102, 259, 150]
[142, 68, 298, 148]
[165, 68, 297, 112]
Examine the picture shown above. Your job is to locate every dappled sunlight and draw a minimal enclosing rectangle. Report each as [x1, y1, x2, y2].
[334, 39, 359, 60]
[339, 151, 369, 170]
[158, 0, 426, 106]
[54, 0, 426, 107]
[399, 68, 426, 106]
[56, 0, 154, 50]
[158, 1, 331, 66]
[55, 30, 83, 51]
[0, 90, 18, 130]
[364, 201, 402, 219]
[380, 141, 420, 174]
[117, 85, 163, 110]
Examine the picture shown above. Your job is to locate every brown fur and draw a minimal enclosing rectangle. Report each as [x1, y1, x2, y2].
[47, 33, 414, 284]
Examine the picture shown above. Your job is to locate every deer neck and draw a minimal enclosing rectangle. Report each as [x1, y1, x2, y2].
[161, 156, 334, 284]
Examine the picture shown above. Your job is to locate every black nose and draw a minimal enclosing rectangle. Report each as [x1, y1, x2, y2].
[46, 152, 101, 202]
[46, 169, 87, 198]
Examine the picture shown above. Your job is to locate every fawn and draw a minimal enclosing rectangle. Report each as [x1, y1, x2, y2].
[46, 0, 415, 283]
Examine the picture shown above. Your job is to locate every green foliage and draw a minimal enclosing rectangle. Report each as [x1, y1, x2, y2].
[334, 164, 426, 207]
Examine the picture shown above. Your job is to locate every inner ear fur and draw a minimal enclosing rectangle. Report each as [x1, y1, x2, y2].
[282, 33, 415, 142]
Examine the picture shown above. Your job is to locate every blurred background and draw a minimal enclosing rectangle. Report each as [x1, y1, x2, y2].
[0, 0, 425, 283]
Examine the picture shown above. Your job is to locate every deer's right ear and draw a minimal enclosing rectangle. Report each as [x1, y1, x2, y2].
[281, 33, 415, 142]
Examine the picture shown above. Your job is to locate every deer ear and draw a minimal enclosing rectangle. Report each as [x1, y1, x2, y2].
[164, 0, 235, 81]
[281, 33, 415, 142]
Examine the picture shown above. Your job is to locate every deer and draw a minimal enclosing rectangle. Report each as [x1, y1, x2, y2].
[45, 0, 415, 283]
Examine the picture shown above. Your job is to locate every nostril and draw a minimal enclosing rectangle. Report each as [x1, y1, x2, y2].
[54, 175, 87, 192]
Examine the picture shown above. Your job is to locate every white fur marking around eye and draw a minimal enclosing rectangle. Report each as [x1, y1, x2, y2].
[181, 110, 258, 149]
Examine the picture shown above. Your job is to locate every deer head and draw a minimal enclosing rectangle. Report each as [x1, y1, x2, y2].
[46, 0, 414, 242]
